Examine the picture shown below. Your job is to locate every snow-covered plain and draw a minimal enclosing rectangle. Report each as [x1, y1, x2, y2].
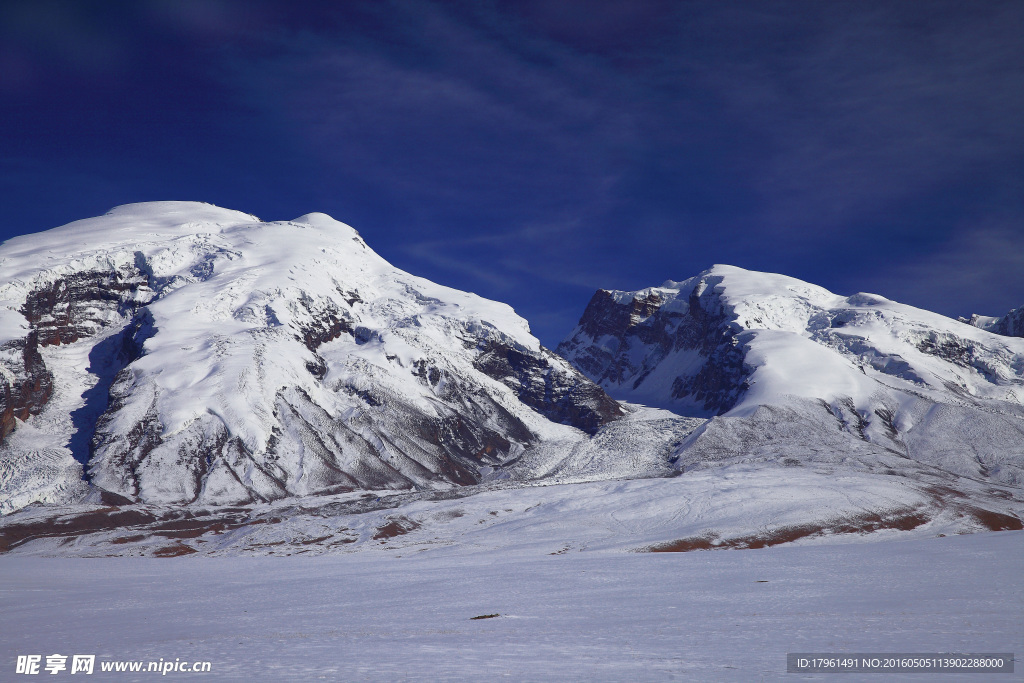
[1, 530, 1020, 681]
[4, 459, 1021, 559]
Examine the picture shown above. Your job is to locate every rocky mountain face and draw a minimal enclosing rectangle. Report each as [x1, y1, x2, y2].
[964, 307, 1024, 338]
[559, 265, 1024, 492]
[0, 330, 52, 442]
[0, 202, 621, 513]
[998, 308, 1024, 337]
[558, 278, 749, 416]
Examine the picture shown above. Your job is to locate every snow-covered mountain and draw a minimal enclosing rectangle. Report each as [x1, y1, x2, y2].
[964, 306, 1024, 338]
[1, 215, 1021, 556]
[0, 202, 622, 513]
[559, 265, 1024, 491]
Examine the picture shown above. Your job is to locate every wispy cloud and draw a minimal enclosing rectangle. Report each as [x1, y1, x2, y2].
[245, 0, 1022, 324]
[678, 1, 1024, 240]
[400, 216, 616, 291]
[4, 0, 1019, 343]
[229, 2, 640, 219]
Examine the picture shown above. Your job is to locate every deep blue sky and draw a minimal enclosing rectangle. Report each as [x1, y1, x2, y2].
[2, 0, 1022, 345]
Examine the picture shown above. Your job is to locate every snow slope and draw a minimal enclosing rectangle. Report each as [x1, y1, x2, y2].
[2, 457, 1021, 559]
[0, 202, 620, 512]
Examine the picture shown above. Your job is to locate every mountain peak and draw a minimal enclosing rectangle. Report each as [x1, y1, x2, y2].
[560, 266, 1024, 486]
[0, 203, 620, 512]
[963, 306, 1024, 338]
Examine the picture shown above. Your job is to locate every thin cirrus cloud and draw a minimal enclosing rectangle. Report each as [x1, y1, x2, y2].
[401, 217, 617, 292]
[229, 8, 639, 219]
[870, 218, 1024, 319]
[134, 1, 1024, 333]
[707, 1, 1024, 241]
[0, 0, 1020, 345]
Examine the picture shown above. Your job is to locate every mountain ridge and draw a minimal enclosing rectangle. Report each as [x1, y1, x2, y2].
[1, 205, 1021, 556]
[963, 306, 1024, 338]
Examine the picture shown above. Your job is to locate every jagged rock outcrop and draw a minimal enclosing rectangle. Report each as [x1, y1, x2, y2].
[557, 272, 751, 415]
[0, 267, 154, 446]
[0, 202, 621, 512]
[473, 341, 622, 434]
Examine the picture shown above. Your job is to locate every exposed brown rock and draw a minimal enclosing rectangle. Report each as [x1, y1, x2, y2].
[153, 544, 198, 557]
[642, 508, 931, 553]
[20, 269, 148, 347]
[964, 506, 1023, 531]
[0, 507, 159, 552]
[1, 268, 151, 447]
[373, 516, 420, 540]
[0, 332, 54, 443]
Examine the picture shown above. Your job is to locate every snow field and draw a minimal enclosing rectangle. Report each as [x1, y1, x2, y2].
[0, 530, 1019, 681]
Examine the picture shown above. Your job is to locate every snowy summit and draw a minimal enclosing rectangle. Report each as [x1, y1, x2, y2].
[0, 202, 619, 513]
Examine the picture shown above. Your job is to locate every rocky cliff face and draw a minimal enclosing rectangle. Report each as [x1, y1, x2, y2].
[0, 268, 153, 444]
[557, 273, 751, 415]
[997, 308, 1024, 337]
[473, 341, 622, 434]
[0, 202, 621, 512]
[0, 331, 52, 442]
